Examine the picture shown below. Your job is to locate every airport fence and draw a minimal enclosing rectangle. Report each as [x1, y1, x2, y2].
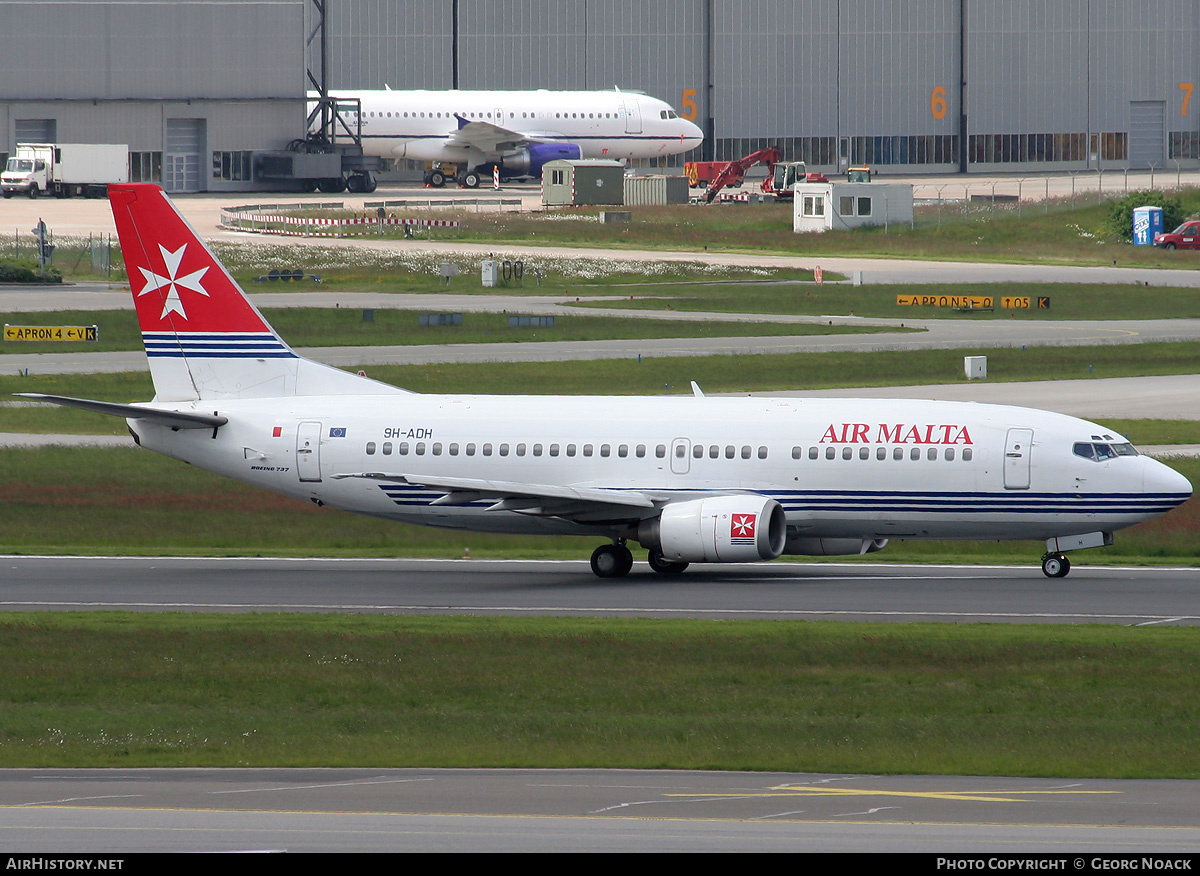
[4, 232, 115, 278]
[220, 204, 461, 238]
[911, 167, 1200, 230]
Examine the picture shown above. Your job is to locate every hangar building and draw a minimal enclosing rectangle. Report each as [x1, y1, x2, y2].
[2, 0, 1197, 192]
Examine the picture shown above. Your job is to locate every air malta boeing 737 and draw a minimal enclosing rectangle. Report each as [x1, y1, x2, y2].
[21, 185, 1192, 578]
[316, 88, 703, 187]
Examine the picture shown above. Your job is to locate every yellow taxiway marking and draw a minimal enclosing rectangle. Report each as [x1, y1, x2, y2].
[668, 786, 1121, 804]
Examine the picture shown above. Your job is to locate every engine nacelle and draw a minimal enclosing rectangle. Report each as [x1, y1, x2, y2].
[639, 496, 787, 564]
[784, 537, 890, 556]
[499, 143, 583, 178]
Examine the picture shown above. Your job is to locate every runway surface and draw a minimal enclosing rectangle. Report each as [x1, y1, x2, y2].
[3, 556, 1197, 625]
[3, 768, 1199, 853]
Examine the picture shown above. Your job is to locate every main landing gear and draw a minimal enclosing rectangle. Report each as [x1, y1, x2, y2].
[1041, 552, 1071, 578]
[590, 542, 633, 578]
[589, 542, 691, 578]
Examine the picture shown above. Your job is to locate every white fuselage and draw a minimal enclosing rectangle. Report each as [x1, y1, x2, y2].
[321, 89, 703, 164]
[127, 394, 1190, 547]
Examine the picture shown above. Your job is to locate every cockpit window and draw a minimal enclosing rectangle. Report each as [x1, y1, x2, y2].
[1074, 441, 1138, 462]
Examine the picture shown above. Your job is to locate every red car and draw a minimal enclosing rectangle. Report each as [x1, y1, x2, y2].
[1154, 220, 1200, 249]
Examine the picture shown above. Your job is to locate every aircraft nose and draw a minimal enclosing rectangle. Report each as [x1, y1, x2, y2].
[1144, 456, 1192, 508]
[678, 120, 703, 151]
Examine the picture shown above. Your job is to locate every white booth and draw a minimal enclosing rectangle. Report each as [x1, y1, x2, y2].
[793, 181, 914, 233]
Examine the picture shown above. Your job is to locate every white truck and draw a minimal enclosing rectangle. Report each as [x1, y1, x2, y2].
[1, 143, 129, 199]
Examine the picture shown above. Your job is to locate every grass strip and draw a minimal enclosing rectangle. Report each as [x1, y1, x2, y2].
[1, 613, 1197, 776]
[4, 343, 1200, 435]
[565, 281, 1200, 320]
[0, 307, 890, 356]
[0, 447, 1195, 563]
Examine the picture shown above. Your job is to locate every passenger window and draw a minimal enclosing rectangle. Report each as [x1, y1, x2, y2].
[656, 445, 666, 458]
[927, 448, 937, 460]
[432, 442, 443, 455]
[416, 442, 426, 455]
[550, 444, 560, 457]
[382, 442, 392, 455]
[825, 447, 836, 460]
[636, 444, 645, 458]
[583, 444, 593, 457]
[498, 443, 508, 456]
[876, 447, 887, 460]
[516, 443, 526, 457]
[618, 444, 628, 458]
[533, 444, 543, 457]
[366, 442, 376, 455]
[449, 443, 459, 456]
[945, 447, 955, 461]
[465, 443, 475, 456]
[725, 445, 735, 459]
[695, 444, 705, 459]
[792, 446, 802, 459]
[600, 444, 610, 457]
[742, 446, 752, 459]
[758, 446, 767, 459]
[841, 447, 852, 460]
[809, 447, 818, 460]
[910, 447, 920, 460]
[963, 448, 973, 461]
[859, 447, 870, 460]
[399, 442, 410, 455]
[674, 445, 685, 458]
[566, 444, 576, 457]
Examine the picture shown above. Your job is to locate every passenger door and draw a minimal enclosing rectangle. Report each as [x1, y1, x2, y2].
[1003, 428, 1033, 490]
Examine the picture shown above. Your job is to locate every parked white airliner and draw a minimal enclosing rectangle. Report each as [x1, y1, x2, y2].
[21, 185, 1192, 578]
[315, 87, 703, 187]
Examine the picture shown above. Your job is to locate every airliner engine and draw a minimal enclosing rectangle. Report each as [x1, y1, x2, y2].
[638, 496, 787, 563]
[499, 143, 583, 177]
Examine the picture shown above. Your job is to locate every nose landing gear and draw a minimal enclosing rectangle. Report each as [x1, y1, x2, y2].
[1041, 552, 1071, 578]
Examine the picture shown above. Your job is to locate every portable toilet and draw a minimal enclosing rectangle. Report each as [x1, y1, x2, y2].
[1132, 206, 1164, 245]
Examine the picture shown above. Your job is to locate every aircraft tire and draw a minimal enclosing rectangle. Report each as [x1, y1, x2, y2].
[648, 550, 689, 575]
[591, 544, 633, 578]
[428, 170, 446, 188]
[1041, 553, 1070, 578]
[462, 172, 481, 189]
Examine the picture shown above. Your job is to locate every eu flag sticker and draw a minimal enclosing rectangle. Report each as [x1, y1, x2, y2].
[329, 427, 347, 438]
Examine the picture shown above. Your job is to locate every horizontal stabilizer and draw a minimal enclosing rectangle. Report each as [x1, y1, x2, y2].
[16, 393, 227, 429]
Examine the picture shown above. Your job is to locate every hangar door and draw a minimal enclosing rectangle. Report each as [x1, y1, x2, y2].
[164, 118, 205, 193]
[1129, 101, 1165, 169]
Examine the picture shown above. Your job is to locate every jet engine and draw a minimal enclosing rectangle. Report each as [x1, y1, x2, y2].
[499, 143, 583, 178]
[638, 496, 787, 564]
[784, 537, 890, 556]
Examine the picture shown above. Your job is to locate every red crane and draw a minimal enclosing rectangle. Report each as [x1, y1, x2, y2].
[699, 147, 781, 203]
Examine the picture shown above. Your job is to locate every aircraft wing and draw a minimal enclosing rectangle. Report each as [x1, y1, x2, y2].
[332, 471, 666, 520]
[447, 116, 534, 154]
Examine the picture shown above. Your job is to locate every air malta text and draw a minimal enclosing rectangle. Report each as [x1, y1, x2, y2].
[819, 423, 975, 445]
